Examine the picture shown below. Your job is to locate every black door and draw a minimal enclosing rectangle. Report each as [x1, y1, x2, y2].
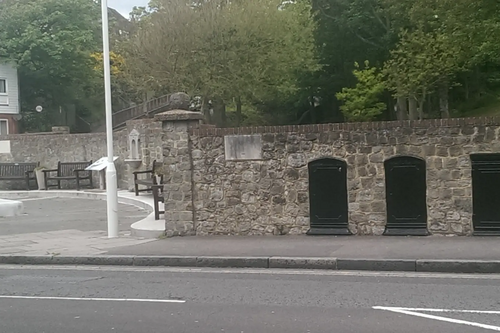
[384, 156, 428, 236]
[307, 158, 351, 235]
[471, 154, 500, 235]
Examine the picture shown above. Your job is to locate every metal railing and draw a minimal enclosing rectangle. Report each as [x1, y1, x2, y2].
[112, 94, 172, 129]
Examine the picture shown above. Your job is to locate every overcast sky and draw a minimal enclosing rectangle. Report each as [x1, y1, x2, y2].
[108, 0, 149, 18]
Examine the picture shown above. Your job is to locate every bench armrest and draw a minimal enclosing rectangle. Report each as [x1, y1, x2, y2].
[133, 169, 153, 175]
[134, 169, 153, 181]
[151, 184, 164, 199]
[42, 169, 58, 174]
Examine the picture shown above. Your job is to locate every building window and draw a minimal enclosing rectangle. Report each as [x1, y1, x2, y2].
[0, 79, 6, 94]
[0, 120, 8, 135]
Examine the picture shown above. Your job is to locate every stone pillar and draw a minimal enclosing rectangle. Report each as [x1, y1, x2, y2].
[154, 110, 203, 237]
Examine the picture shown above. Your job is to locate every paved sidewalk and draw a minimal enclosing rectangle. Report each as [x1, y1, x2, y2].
[3, 235, 500, 274]
[1, 192, 500, 273]
[0, 196, 154, 256]
[106, 235, 500, 260]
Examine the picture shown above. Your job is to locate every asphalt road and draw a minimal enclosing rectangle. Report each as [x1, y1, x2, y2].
[1, 266, 500, 332]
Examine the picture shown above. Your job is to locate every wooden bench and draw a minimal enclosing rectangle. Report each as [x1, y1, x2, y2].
[43, 161, 93, 190]
[0, 162, 39, 190]
[152, 184, 165, 220]
[133, 160, 164, 196]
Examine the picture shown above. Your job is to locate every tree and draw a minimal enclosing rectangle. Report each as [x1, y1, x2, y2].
[384, 29, 462, 119]
[383, 0, 500, 119]
[336, 61, 386, 121]
[310, 0, 401, 121]
[0, 0, 101, 131]
[124, 0, 320, 126]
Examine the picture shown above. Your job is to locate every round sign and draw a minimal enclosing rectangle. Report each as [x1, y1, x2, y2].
[35, 105, 43, 113]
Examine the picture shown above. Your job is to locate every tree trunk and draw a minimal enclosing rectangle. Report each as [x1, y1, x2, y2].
[220, 100, 227, 127]
[408, 97, 418, 120]
[310, 96, 317, 123]
[418, 97, 425, 120]
[211, 97, 226, 127]
[464, 76, 470, 100]
[201, 96, 212, 124]
[396, 96, 407, 120]
[236, 96, 242, 126]
[439, 80, 450, 118]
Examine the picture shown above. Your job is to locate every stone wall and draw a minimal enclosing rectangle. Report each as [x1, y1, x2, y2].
[154, 111, 203, 237]
[124, 119, 164, 191]
[0, 129, 130, 189]
[184, 117, 500, 237]
[4, 112, 500, 237]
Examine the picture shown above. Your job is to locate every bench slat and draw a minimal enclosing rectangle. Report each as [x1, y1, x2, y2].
[0, 163, 38, 178]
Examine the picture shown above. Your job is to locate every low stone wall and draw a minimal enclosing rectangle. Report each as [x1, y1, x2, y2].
[5, 112, 500, 237]
[183, 117, 500, 236]
[0, 129, 129, 189]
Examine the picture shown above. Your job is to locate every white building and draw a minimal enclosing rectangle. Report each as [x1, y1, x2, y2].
[0, 62, 20, 134]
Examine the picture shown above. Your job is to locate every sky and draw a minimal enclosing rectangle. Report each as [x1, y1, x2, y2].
[108, 0, 149, 18]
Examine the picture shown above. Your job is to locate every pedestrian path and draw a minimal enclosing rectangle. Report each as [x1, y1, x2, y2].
[1, 190, 500, 274]
[0, 191, 158, 256]
[0, 230, 153, 256]
[106, 234, 500, 261]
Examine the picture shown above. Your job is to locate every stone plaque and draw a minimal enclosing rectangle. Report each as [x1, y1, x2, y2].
[224, 135, 262, 161]
[0, 140, 11, 154]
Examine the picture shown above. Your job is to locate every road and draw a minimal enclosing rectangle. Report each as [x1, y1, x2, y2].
[1, 265, 500, 332]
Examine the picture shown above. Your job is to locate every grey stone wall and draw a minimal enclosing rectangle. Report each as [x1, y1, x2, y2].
[0, 129, 129, 189]
[125, 119, 164, 191]
[155, 110, 203, 237]
[186, 118, 500, 236]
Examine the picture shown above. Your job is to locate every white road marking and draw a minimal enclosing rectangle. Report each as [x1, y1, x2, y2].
[374, 306, 500, 331]
[0, 295, 185, 303]
[374, 307, 500, 315]
[2, 264, 500, 280]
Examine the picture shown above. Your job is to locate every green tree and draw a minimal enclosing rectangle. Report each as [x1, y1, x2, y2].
[310, 0, 402, 121]
[0, 0, 101, 131]
[384, 0, 500, 119]
[125, 0, 320, 126]
[384, 29, 462, 119]
[336, 61, 386, 121]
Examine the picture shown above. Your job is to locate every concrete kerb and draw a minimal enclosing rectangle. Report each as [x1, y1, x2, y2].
[337, 259, 416, 272]
[269, 257, 337, 270]
[2, 255, 500, 273]
[0, 190, 153, 213]
[416, 260, 500, 274]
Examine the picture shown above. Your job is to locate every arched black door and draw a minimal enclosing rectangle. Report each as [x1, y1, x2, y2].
[384, 156, 428, 236]
[307, 158, 350, 235]
[471, 154, 500, 235]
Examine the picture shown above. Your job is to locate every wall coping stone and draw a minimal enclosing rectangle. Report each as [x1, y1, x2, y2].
[190, 116, 500, 137]
[154, 109, 204, 122]
[0, 132, 107, 140]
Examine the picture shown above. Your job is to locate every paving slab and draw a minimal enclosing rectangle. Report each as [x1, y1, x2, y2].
[106, 235, 500, 261]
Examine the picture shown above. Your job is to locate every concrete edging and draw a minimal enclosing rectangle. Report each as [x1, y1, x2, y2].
[0, 190, 153, 212]
[1, 255, 500, 273]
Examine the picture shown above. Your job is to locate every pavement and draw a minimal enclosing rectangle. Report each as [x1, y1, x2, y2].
[0, 194, 154, 256]
[1, 190, 500, 273]
[1, 265, 500, 332]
